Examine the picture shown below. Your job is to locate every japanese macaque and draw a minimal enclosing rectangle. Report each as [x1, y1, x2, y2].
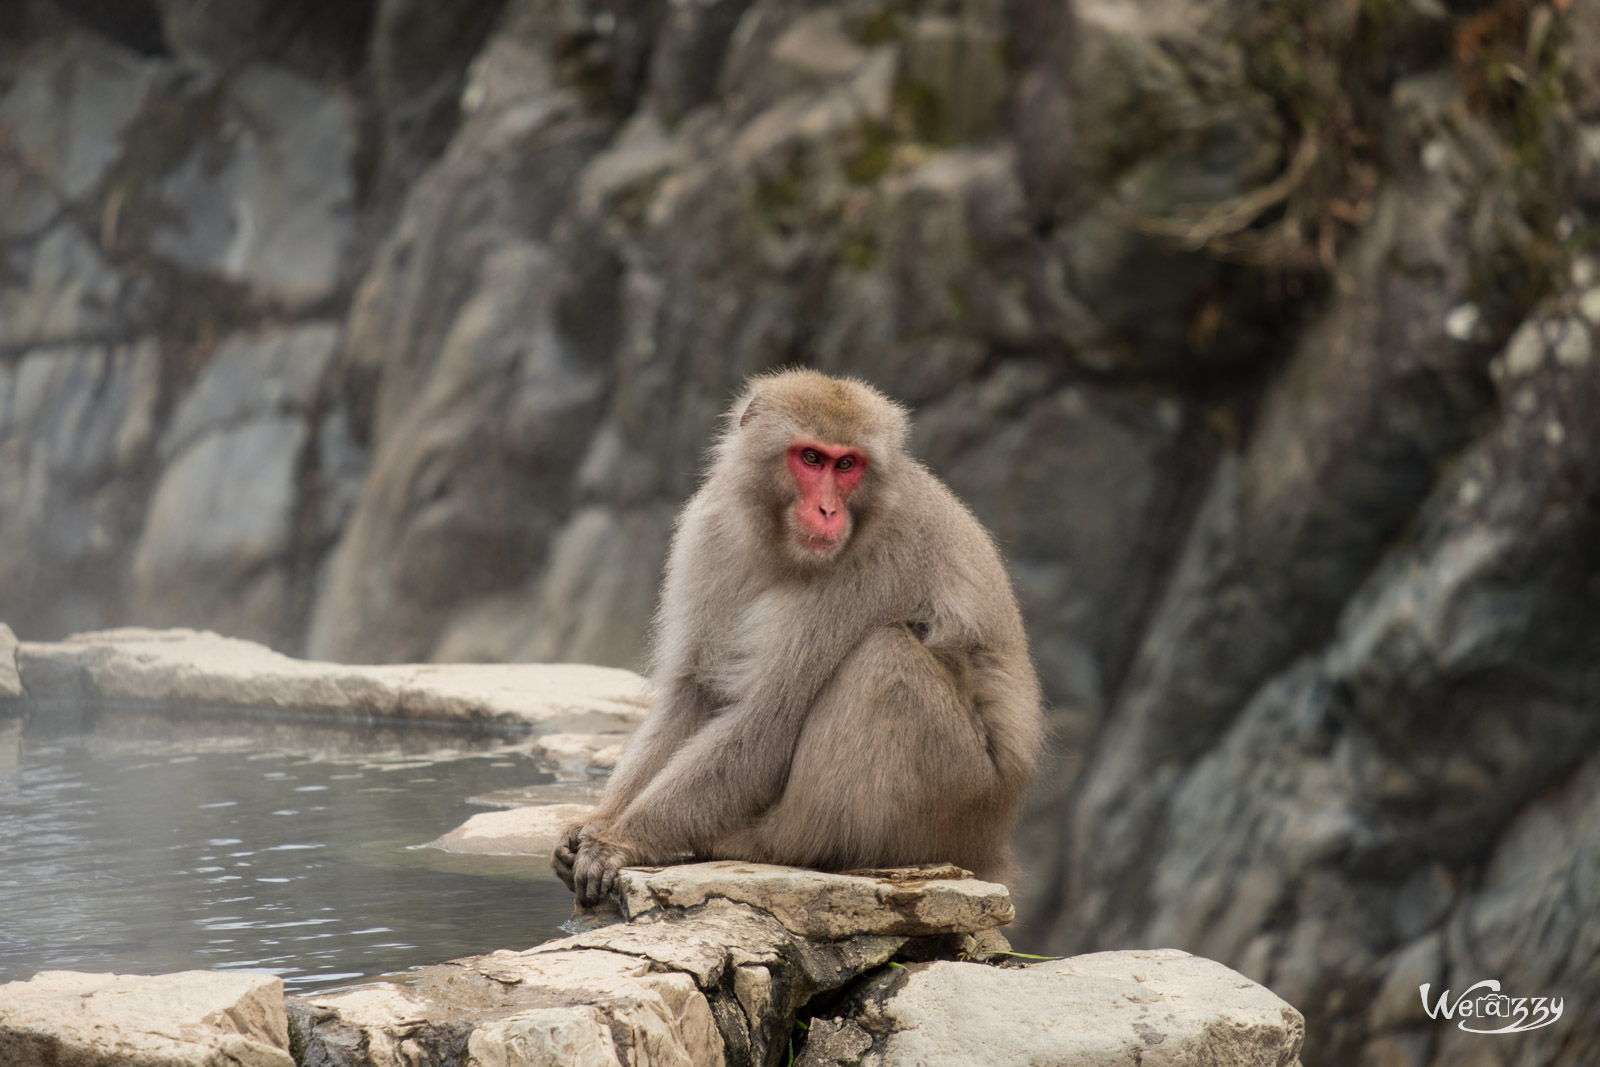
[553, 369, 1043, 907]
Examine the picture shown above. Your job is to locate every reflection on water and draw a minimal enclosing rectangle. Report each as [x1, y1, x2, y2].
[0, 706, 578, 992]
[0, 717, 19, 772]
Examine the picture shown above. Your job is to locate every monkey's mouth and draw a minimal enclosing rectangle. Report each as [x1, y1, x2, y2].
[796, 531, 841, 556]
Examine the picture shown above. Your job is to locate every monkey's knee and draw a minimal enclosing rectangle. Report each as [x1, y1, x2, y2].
[755, 629, 983, 865]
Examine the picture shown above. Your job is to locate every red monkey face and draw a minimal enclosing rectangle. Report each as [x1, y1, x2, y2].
[785, 441, 867, 557]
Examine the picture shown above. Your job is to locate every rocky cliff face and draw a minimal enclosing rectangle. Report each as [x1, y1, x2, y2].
[2, 0, 1598, 1062]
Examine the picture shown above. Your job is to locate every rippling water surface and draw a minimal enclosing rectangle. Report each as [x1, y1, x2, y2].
[0, 707, 580, 992]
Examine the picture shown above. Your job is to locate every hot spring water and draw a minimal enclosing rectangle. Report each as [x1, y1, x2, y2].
[0, 705, 581, 992]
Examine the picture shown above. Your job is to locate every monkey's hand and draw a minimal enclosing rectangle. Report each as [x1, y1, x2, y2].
[551, 821, 585, 893]
[572, 833, 639, 909]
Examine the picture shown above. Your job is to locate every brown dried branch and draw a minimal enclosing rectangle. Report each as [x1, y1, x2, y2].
[1104, 129, 1321, 252]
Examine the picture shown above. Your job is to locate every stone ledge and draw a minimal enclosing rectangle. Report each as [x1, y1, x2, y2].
[13, 628, 650, 733]
[2, 892, 1305, 1067]
[617, 861, 1015, 939]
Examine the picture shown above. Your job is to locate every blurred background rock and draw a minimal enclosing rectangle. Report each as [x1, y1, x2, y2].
[2, 0, 1598, 1061]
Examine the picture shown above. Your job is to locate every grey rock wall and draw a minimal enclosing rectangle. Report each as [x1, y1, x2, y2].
[1, 0, 1597, 1062]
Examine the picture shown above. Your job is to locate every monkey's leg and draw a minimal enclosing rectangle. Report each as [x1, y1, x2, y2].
[718, 624, 1013, 881]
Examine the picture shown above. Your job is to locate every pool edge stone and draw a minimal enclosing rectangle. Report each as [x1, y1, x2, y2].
[11, 627, 651, 735]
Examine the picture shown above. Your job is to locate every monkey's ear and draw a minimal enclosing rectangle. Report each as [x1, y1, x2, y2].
[739, 394, 762, 427]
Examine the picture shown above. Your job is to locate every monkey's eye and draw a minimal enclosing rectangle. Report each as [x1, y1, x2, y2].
[802, 449, 822, 466]
[836, 457, 853, 472]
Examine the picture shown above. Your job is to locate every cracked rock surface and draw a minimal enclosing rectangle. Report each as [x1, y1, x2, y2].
[287, 866, 1304, 1067]
[288, 864, 1006, 1067]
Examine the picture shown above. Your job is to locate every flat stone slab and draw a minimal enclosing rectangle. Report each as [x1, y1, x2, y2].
[800, 948, 1305, 1067]
[14, 628, 650, 733]
[0, 969, 294, 1067]
[616, 861, 1015, 938]
[422, 803, 597, 856]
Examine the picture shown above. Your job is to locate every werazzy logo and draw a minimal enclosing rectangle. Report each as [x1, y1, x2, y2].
[1420, 980, 1563, 1035]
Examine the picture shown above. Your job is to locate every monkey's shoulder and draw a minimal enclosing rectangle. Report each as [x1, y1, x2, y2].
[879, 465, 1010, 570]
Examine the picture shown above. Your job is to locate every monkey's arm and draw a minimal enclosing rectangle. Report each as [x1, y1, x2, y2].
[607, 676, 720, 811]
[570, 656, 825, 906]
[593, 494, 741, 820]
[551, 672, 716, 890]
[969, 645, 1045, 789]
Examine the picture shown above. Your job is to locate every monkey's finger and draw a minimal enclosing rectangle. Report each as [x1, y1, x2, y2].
[597, 860, 619, 901]
[574, 857, 602, 908]
[578, 874, 602, 909]
[551, 846, 577, 891]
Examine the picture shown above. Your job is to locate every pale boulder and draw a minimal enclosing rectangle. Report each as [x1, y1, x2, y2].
[799, 948, 1305, 1067]
[0, 969, 294, 1067]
